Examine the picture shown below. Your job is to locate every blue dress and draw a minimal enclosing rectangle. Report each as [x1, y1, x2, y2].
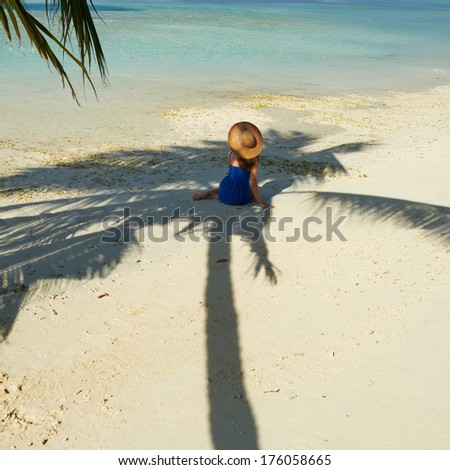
[219, 153, 252, 205]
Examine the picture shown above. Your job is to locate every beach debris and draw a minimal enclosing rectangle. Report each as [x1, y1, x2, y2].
[263, 157, 345, 178]
[215, 258, 229, 263]
[0, 284, 28, 296]
[97, 293, 109, 299]
[264, 388, 280, 394]
[111, 336, 130, 344]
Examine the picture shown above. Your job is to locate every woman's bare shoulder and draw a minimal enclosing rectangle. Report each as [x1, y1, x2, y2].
[229, 151, 240, 167]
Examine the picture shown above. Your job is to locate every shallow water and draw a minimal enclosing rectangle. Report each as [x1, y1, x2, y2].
[1, 0, 450, 97]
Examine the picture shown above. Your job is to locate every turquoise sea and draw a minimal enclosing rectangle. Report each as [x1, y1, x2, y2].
[1, 0, 450, 97]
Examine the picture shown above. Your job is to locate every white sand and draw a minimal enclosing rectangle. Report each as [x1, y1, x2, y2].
[0, 84, 449, 449]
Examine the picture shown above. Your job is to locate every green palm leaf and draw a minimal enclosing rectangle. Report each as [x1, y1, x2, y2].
[0, 0, 108, 104]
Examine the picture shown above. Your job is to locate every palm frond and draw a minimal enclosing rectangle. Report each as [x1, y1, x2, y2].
[46, 0, 108, 82]
[0, 0, 108, 103]
[0, 4, 13, 42]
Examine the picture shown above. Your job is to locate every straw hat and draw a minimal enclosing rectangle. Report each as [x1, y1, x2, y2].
[228, 121, 263, 160]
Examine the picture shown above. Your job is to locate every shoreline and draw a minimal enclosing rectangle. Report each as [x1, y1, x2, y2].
[2, 76, 450, 149]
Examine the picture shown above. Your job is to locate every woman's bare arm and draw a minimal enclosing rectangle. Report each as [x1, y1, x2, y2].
[250, 162, 275, 209]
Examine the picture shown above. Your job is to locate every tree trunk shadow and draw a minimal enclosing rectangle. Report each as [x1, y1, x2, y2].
[206, 238, 259, 450]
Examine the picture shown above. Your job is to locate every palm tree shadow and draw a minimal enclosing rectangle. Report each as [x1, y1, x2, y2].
[0, 195, 143, 340]
[189, 188, 283, 449]
[200, 208, 282, 449]
[205, 238, 258, 449]
[5, 126, 445, 450]
[306, 191, 450, 244]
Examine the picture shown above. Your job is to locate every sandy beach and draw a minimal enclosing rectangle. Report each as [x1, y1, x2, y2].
[1, 82, 449, 450]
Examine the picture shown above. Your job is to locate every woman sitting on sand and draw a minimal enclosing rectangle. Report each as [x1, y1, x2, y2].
[192, 121, 274, 209]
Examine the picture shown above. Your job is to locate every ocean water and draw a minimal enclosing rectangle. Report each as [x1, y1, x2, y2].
[1, 0, 450, 98]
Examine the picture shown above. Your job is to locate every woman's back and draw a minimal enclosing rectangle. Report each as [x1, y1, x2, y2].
[192, 121, 273, 208]
[219, 153, 252, 205]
